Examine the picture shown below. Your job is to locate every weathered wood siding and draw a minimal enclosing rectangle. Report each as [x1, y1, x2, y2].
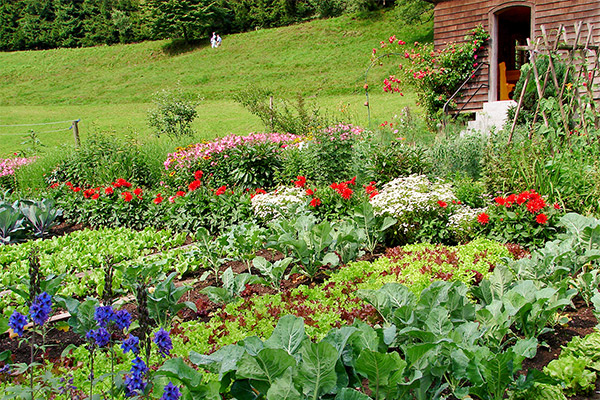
[433, 0, 600, 111]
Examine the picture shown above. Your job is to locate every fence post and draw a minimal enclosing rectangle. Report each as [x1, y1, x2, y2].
[72, 119, 81, 147]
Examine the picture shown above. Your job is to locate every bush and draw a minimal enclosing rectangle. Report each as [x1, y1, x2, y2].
[46, 135, 168, 190]
[428, 131, 487, 180]
[148, 87, 199, 139]
[233, 88, 328, 136]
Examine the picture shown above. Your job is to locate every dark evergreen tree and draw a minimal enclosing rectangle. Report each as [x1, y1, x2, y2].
[146, 0, 215, 42]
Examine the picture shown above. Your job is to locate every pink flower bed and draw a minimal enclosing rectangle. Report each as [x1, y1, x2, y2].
[164, 132, 302, 171]
[0, 157, 37, 178]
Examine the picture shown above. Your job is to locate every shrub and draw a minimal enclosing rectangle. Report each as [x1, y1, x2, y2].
[163, 132, 302, 190]
[147, 87, 199, 139]
[428, 131, 487, 180]
[46, 135, 163, 189]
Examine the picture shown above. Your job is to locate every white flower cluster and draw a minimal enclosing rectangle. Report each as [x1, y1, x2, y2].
[370, 174, 456, 220]
[251, 186, 307, 220]
[449, 205, 487, 241]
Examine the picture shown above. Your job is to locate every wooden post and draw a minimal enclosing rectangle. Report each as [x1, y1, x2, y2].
[72, 119, 81, 147]
[269, 96, 274, 132]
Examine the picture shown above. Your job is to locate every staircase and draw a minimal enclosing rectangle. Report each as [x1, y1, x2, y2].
[465, 100, 516, 134]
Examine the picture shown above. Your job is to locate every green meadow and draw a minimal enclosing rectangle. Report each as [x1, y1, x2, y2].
[0, 10, 432, 156]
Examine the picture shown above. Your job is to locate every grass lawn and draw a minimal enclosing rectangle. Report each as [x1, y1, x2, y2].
[0, 10, 432, 156]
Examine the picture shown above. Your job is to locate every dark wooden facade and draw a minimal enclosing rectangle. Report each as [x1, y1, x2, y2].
[431, 0, 600, 112]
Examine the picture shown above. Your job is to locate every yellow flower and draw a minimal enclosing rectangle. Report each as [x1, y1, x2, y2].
[566, 83, 573, 90]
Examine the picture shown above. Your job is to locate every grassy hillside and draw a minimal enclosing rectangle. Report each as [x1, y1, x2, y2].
[0, 10, 432, 155]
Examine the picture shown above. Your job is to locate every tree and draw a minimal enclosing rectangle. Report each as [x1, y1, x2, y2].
[146, 0, 215, 42]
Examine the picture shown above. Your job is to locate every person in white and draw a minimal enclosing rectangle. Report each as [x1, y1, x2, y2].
[211, 32, 217, 48]
[216, 34, 222, 47]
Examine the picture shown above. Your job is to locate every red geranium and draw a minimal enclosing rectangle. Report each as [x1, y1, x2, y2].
[553, 203, 561, 210]
[105, 187, 114, 195]
[437, 200, 448, 208]
[306, 188, 315, 196]
[536, 213, 548, 224]
[175, 190, 185, 197]
[494, 196, 506, 206]
[91, 193, 100, 200]
[122, 191, 133, 202]
[215, 185, 227, 196]
[309, 197, 321, 207]
[188, 180, 201, 191]
[477, 212, 490, 224]
[153, 194, 163, 204]
[194, 170, 203, 180]
[133, 188, 143, 197]
[294, 176, 306, 188]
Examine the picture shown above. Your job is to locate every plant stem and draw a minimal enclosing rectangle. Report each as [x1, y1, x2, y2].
[30, 328, 34, 400]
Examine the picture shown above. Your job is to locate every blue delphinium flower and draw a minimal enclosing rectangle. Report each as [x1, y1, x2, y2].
[9, 311, 28, 337]
[124, 357, 147, 397]
[121, 334, 139, 354]
[86, 328, 111, 348]
[30, 292, 52, 326]
[160, 382, 182, 400]
[114, 309, 131, 331]
[94, 305, 115, 328]
[153, 328, 173, 358]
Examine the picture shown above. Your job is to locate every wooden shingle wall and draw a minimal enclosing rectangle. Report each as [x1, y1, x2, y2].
[433, 0, 600, 112]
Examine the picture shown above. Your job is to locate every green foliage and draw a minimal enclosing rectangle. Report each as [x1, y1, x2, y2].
[146, 0, 215, 42]
[18, 198, 62, 239]
[374, 25, 489, 126]
[544, 356, 596, 396]
[201, 267, 264, 305]
[233, 87, 328, 137]
[0, 201, 27, 244]
[253, 256, 293, 289]
[428, 131, 487, 180]
[148, 87, 199, 139]
[46, 134, 162, 189]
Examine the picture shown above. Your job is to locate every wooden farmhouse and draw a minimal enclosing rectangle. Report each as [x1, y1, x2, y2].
[428, 0, 600, 119]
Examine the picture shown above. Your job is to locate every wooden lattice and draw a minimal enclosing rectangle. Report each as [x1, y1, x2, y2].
[508, 22, 600, 143]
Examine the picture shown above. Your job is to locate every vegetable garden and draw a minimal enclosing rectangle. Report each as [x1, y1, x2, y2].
[2, 29, 600, 400]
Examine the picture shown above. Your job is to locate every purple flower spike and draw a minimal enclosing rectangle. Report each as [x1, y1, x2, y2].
[161, 382, 182, 400]
[30, 292, 52, 326]
[153, 328, 173, 358]
[9, 311, 28, 337]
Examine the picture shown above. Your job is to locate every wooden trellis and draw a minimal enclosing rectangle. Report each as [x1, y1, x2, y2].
[508, 22, 600, 143]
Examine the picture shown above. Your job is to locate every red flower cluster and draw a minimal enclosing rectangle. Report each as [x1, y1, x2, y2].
[309, 198, 321, 207]
[113, 178, 132, 188]
[215, 185, 227, 196]
[250, 188, 267, 199]
[293, 176, 306, 188]
[364, 182, 379, 199]
[477, 212, 490, 224]
[330, 179, 355, 200]
[494, 190, 550, 224]
[437, 200, 448, 208]
[383, 76, 402, 94]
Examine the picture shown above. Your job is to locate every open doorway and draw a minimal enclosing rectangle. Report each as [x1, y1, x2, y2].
[491, 5, 532, 101]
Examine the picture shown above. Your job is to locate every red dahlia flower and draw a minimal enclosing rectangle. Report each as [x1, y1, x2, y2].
[477, 212, 490, 224]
